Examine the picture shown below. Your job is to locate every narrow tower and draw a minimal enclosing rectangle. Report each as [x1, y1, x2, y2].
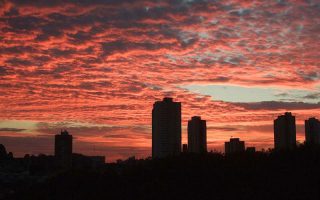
[188, 116, 207, 153]
[305, 117, 320, 145]
[55, 130, 73, 167]
[152, 97, 181, 158]
[274, 112, 296, 150]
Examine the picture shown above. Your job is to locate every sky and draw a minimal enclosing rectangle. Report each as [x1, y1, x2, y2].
[0, 0, 319, 162]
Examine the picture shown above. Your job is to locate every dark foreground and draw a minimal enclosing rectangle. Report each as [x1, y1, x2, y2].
[3, 146, 320, 200]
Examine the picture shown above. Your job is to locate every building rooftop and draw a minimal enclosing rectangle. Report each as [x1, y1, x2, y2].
[191, 116, 202, 120]
[229, 138, 241, 142]
[60, 130, 70, 136]
[163, 97, 173, 102]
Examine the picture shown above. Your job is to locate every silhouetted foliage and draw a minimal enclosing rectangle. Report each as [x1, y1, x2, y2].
[3, 145, 320, 200]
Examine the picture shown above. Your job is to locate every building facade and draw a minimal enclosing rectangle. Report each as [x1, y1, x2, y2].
[152, 97, 181, 158]
[55, 130, 73, 167]
[188, 116, 207, 153]
[274, 112, 296, 150]
[225, 138, 245, 154]
[182, 144, 188, 153]
[305, 117, 320, 145]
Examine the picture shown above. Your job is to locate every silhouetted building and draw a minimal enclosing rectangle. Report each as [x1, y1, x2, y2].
[305, 117, 320, 145]
[182, 144, 188, 153]
[0, 144, 7, 160]
[246, 147, 256, 153]
[188, 116, 207, 153]
[225, 138, 245, 154]
[152, 97, 181, 158]
[55, 130, 73, 167]
[274, 112, 296, 150]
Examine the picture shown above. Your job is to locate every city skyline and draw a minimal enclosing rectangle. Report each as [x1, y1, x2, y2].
[0, 0, 320, 161]
[1, 99, 320, 161]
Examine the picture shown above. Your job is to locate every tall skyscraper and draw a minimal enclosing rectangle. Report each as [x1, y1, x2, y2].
[55, 130, 73, 167]
[274, 112, 296, 150]
[188, 116, 207, 153]
[225, 138, 245, 154]
[152, 97, 181, 158]
[305, 117, 320, 145]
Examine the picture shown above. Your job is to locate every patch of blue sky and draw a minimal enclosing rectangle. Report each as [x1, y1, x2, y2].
[181, 84, 320, 103]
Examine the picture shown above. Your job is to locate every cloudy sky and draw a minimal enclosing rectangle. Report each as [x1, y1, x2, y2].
[0, 0, 319, 161]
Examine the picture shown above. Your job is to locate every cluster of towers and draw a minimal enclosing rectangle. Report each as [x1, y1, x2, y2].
[54, 98, 320, 160]
[152, 98, 320, 158]
[274, 112, 320, 150]
[152, 97, 207, 158]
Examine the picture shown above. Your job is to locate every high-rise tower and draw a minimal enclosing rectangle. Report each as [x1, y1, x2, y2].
[188, 116, 207, 153]
[305, 117, 320, 145]
[55, 130, 73, 167]
[152, 97, 181, 158]
[274, 112, 296, 150]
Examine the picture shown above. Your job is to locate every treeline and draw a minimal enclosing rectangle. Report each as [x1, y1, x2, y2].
[7, 145, 320, 200]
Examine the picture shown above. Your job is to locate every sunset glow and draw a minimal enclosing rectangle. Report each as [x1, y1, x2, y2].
[0, 0, 319, 161]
